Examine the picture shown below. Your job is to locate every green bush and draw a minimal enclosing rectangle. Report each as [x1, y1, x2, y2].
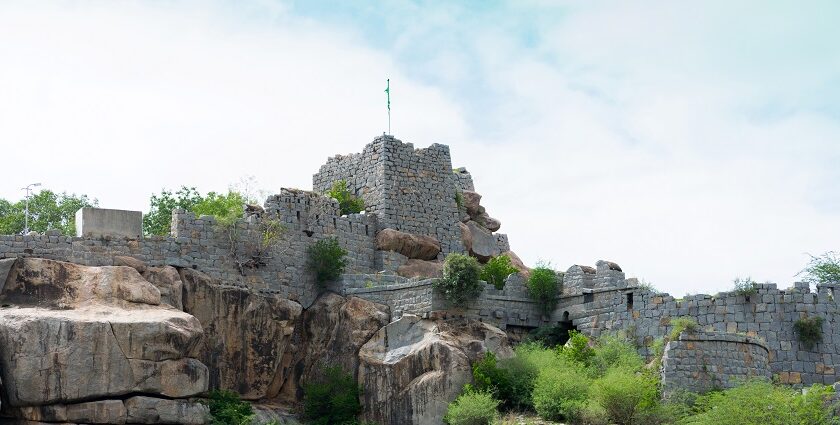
[590, 368, 659, 425]
[589, 334, 645, 376]
[444, 390, 499, 425]
[732, 277, 758, 296]
[471, 350, 540, 411]
[527, 264, 560, 313]
[302, 366, 362, 425]
[206, 389, 254, 425]
[434, 253, 483, 306]
[327, 180, 365, 215]
[560, 330, 595, 366]
[480, 255, 519, 290]
[799, 252, 840, 284]
[681, 381, 838, 425]
[669, 316, 699, 341]
[306, 237, 348, 288]
[794, 315, 825, 350]
[532, 363, 591, 422]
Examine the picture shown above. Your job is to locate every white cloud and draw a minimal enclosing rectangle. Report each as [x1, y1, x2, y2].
[0, 1, 838, 297]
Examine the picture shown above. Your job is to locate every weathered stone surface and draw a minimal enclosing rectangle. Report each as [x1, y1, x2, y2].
[0, 258, 207, 407]
[476, 212, 501, 232]
[13, 399, 127, 424]
[180, 268, 302, 400]
[142, 266, 184, 310]
[375, 228, 441, 261]
[113, 256, 147, 274]
[458, 222, 472, 253]
[0, 257, 17, 292]
[252, 403, 303, 425]
[466, 221, 501, 262]
[397, 259, 444, 279]
[124, 396, 209, 424]
[462, 191, 482, 217]
[501, 251, 530, 275]
[279, 293, 388, 405]
[358, 316, 512, 425]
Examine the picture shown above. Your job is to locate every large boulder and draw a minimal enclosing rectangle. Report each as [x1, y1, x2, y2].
[180, 268, 303, 400]
[502, 251, 531, 276]
[9, 397, 209, 424]
[458, 222, 472, 253]
[143, 266, 184, 310]
[397, 259, 444, 279]
[0, 258, 207, 408]
[358, 316, 512, 425]
[279, 293, 389, 405]
[466, 221, 501, 262]
[462, 191, 482, 217]
[375, 229, 441, 260]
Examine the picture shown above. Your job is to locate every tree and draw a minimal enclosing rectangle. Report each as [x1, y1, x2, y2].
[799, 252, 840, 284]
[143, 187, 204, 236]
[0, 190, 97, 236]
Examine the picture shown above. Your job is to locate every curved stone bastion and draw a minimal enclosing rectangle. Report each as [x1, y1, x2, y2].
[661, 331, 772, 397]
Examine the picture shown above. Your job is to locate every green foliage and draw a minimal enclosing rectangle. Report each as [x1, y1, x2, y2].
[681, 381, 839, 425]
[326, 180, 365, 216]
[527, 264, 560, 313]
[302, 366, 362, 425]
[480, 255, 519, 290]
[444, 390, 500, 425]
[193, 191, 247, 227]
[143, 186, 203, 235]
[206, 389, 254, 425]
[589, 334, 645, 376]
[794, 315, 825, 350]
[434, 253, 483, 306]
[455, 191, 464, 209]
[471, 350, 540, 412]
[306, 237, 348, 288]
[560, 330, 595, 366]
[799, 252, 840, 284]
[590, 368, 659, 425]
[732, 277, 758, 296]
[0, 190, 97, 236]
[532, 362, 591, 422]
[528, 325, 570, 348]
[669, 317, 699, 341]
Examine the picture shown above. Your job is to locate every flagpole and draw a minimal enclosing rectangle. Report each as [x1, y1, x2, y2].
[385, 78, 391, 135]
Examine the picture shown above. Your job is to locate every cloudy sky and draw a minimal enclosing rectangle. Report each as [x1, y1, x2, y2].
[1, 1, 838, 296]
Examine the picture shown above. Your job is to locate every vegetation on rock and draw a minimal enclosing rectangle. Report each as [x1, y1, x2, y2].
[0, 189, 97, 236]
[434, 253, 483, 306]
[732, 276, 758, 297]
[327, 180, 365, 215]
[668, 317, 699, 341]
[480, 255, 519, 290]
[306, 237, 348, 288]
[303, 366, 362, 425]
[207, 389, 254, 425]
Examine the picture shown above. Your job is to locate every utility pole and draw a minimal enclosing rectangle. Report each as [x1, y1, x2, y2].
[21, 182, 41, 234]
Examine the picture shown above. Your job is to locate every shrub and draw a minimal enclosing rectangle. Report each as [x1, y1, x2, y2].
[471, 350, 540, 411]
[794, 315, 824, 350]
[528, 324, 571, 347]
[527, 264, 560, 313]
[799, 252, 840, 284]
[589, 334, 645, 376]
[306, 237, 348, 288]
[532, 364, 591, 422]
[326, 180, 364, 215]
[560, 330, 595, 366]
[732, 277, 757, 296]
[302, 366, 362, 425]
[434, 253, 483, 306]
[444, 390, 499, 425]
[480, 255, 519, 290]
[206, 389, 254, 425]
[590, 368, 659, 425]
[668, 316, 698, 341]
[682, 381, 837, 425]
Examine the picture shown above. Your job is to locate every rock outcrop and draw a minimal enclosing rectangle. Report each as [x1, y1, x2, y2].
[179, 268, 303, 400]
[358, 315, 512, 425]
[396, 259, 444, 279]
[466, 220, 501, 262]
[0, 257, 208, 424]
[280, 292, 389, 404]
[375, 228, 441, 260]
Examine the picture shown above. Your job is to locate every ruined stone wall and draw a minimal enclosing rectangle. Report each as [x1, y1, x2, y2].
[0, 189, 378, 308]
[661, 332, 772, 396]
[313, 135, 465, 256]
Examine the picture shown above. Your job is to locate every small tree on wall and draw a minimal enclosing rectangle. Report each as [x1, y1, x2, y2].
[434, 253, 483, 307]
[481, 255, 519, 290]
[306, 237, 348, 289]
[794, 315, 824, 350]
[528, 264, 561, 313]
[326, 180, 364, 216]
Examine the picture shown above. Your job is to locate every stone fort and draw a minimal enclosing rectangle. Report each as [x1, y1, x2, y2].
[2, 134, 839, 395]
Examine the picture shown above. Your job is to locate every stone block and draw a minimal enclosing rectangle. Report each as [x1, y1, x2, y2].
[76, 208, 143, 239]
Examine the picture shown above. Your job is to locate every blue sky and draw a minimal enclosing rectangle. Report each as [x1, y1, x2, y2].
[0, 1, 838, 295]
